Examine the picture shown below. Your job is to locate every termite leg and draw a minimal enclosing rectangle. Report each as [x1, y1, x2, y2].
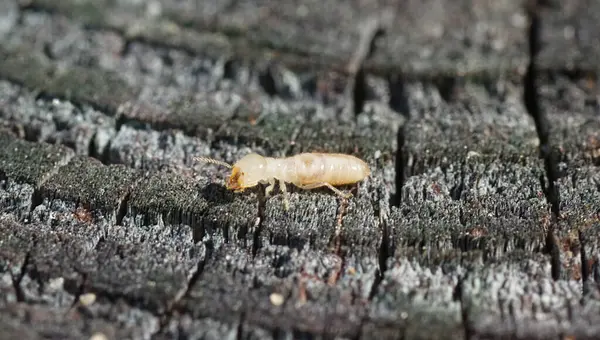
[265, 178, 276, 198]
[280, 180, 290, 211]
[297, 182, 353, 199]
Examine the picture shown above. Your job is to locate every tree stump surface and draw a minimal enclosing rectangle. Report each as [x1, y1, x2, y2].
[1, 0, 599, 339]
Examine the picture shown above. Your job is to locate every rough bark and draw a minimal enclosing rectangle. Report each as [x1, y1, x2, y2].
[1, 0, 599, 339]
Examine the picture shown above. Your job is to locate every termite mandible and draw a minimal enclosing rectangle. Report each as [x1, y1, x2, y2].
[194, 152, 371, 210]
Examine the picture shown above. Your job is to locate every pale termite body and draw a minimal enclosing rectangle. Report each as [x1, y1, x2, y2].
[195, 152, 371, 210]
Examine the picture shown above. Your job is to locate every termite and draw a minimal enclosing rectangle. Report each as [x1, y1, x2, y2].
[194, 152, 371, 210]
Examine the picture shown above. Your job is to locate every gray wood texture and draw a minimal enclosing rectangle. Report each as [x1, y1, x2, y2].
[1, 0, 599, 339]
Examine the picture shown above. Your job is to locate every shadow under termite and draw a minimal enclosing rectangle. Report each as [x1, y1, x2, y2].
[199, 182, 236, 205]
[200, 180, 360, 207]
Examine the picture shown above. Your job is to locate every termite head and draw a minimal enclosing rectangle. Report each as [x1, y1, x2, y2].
[194, 153, 267, 192]
[227, 153, 267, 191]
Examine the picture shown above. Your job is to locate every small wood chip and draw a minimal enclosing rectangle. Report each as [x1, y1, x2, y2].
[269, 292, 284, 306]
[89, 332, 108, 340]
[79, 293, 97, 306]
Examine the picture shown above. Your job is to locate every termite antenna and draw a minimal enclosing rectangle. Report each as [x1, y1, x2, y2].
[193, 156, 233, 168]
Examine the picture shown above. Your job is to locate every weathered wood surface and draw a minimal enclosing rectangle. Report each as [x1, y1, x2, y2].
[0, 0, 599, 339]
